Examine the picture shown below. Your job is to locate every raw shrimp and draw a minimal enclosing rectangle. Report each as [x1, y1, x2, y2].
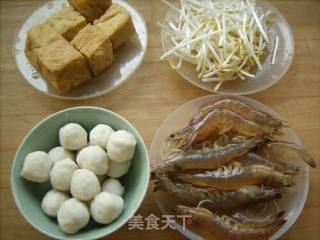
[236, 152, 302, 175]
[262, 141, 317, 168]
[189, 98, 288, 129]
[154, 174, 281, 211]
[177, 163, 293, 190]
[232, 211, 285, 228]
[155, 137, 263, 173]
[167, 109, 278, 150]
[235, 152, 273, 166]
[176, 205, 286, 240]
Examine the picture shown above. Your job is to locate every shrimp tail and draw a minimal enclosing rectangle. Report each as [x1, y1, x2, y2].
[298, 149, 317, 168]
[260, 109, 289, 128]
[269, 218, 287, 232]
[275, 210, 286, 219]
[267, 141, 317, 168]
[277, 161, 306, 175]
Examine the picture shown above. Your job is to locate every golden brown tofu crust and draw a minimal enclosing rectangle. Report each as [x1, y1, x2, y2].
[94, 3, 130, 23]
[37, 39, 92, 93]
[25, 23, 63, 70]
[72, 24, 113, 76]
[48, 6, 87, 41]
[94, 11, 136, 50]
[68, 0, 112, 23]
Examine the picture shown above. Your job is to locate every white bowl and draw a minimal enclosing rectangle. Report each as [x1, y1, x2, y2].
[160, 1, 294, 95]
[13, 0, 148, 100]
[150, 95, 309, 240]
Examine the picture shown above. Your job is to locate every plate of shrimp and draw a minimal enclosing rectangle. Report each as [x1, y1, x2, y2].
[150, 95, 317, 240]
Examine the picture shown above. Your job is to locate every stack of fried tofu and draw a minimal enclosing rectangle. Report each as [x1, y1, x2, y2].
[25, 0, 136, 93]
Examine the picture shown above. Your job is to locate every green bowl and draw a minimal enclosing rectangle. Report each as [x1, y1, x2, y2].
[11, 107, 150, 240]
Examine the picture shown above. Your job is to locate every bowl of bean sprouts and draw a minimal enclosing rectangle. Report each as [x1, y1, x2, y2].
[159, 0, 294, 95]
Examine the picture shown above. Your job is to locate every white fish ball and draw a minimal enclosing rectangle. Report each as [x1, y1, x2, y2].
[49, 147, 75, 164]
[101, 178, 125, 197]
[20, 151, 53, 183]
[107, 160, 131, 178]
[76, 146, 109, 175]
[41, 189, 69, 217]
[70, 169, 100, 201]
[90, 192, 124, 224]
[50, 159, 78, 191]
[89, 124, 114, 148]
[107, 130, 137, 163]
[57, 198, 90, 234]
[59, 123, 88, 150]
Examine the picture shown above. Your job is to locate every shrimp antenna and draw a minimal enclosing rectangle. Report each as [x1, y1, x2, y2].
[271, 199, 280, 214]
[197, 199, 216, 208]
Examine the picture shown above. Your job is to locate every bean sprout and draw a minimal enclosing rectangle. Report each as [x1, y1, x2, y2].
[160, 0, 278, 91]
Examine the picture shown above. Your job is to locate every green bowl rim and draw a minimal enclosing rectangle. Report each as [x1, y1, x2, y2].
[10, 106, 150, 240]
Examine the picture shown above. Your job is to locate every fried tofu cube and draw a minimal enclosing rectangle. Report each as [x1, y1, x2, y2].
[94, 4, 136, 50]
[25, 23, 64, 70]
[48, 6, 87, 41]
[95, 3, 129, 23]
[68, 0, 112, 23]
[72, 25, 113, 76]
[37, 39, 92, 93]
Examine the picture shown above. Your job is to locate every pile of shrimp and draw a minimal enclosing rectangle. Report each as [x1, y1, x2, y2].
[152, 97, 317, 240]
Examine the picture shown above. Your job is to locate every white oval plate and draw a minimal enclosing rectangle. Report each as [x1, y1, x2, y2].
[13, 0, 147, 100]
[150, 95, 309, 240]
[160, 1, 294, 95]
